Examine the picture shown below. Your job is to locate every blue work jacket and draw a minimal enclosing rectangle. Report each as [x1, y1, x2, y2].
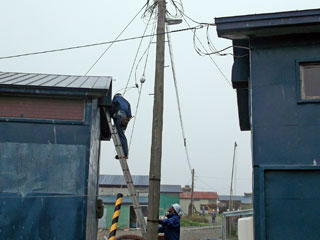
[112, 95, 132, 118]
[158, 213, 180, 240]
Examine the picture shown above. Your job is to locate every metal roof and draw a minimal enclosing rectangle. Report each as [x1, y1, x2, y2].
[180, 192, 218, 199]
[215, 8, 320, 39]
[0, 72, 112, 97]
[222, 209, 253, 217]
[219, 195, 252, 204]
[99, 195, 148, 205]
[99, 175, 149, 186]
[160, 185, 182, 193]
[99, 175, 182, 193]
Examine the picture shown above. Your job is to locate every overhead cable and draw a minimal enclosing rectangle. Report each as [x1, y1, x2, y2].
[84, 3, 148, 76]
[182, 15, 233, 87]
[0, 26, 202, 61]
[128, 22, 157, 150]
[123, 6, 155, 96]
[167, 25, 192, 173]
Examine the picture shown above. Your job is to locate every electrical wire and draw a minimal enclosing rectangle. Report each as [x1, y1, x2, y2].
[0, 26, 202, 61]
[84, 3, 147, 76]
[169, 0, 215, 26]
[128, 22, 157, 151]
[182, 15, 233, 87]
[123, 6, 155, 96]
[166, 25, 192, 173]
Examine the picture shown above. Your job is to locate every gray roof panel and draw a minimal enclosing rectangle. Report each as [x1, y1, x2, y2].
[99, 175, 149, 186]
[0, 71, 112, 97]
[99, 175, 182, 193]
[160, 185, 183, 193]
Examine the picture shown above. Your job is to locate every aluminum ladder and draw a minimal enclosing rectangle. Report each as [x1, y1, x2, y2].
[104, 109, 147, 237]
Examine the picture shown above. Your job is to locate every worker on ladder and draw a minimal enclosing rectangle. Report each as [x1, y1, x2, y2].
[111, 93, 132, 159]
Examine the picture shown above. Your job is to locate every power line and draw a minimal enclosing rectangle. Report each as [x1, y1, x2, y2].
[123, 6, 155, 95]
[0, 26, 202, 61]
[128, 22, 157, 150]
[166, 25, 192, 173]
[181, 16, 232, 87]
[84, 3, 147, 76]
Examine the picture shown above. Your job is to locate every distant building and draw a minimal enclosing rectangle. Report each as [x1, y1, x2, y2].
[218, 193, 253, 213]
[98, 175, 182, 229]
[180, 192, 218, 215]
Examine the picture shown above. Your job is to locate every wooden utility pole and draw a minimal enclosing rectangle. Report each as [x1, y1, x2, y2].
[189, 169, 195, 216]
[146, 0, 166, 239]
[229, 142, 237, 211]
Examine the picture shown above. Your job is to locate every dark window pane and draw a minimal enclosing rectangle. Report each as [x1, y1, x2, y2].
[301, 63, 320, 100]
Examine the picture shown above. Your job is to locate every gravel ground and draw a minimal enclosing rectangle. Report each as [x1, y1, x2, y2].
[97, 225, 221, 240]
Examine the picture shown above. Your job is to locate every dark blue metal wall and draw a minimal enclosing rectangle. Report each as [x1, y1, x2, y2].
[0, 99, 101, 239]
[250, 36, 320, 240]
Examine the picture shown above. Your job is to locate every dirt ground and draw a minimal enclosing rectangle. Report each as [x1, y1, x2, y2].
[97, 225, 221, 240]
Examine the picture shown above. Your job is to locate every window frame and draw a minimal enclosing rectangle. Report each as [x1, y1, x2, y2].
[296, 59, 320, 103]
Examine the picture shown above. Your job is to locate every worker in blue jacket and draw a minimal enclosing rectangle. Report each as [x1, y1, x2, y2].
[158, 203, 181, 240]
[111, 93, 132, 159]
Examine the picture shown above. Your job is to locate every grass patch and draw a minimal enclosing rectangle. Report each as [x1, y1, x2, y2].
[180, 215, 210, 227]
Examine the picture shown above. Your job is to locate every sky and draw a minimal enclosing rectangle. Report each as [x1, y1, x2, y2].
[0, 0, 319, 195]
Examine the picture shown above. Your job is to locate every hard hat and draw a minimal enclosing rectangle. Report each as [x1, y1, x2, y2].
[172, 203, 181, 214]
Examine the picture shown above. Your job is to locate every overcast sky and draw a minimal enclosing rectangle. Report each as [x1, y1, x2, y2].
[1, 0, 319, 195]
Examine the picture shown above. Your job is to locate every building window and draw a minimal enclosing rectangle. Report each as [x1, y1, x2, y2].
[300, 63, 320, 100]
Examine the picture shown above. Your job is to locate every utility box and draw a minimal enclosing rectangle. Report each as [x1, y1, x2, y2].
[0, 72, 112, 239]
[216, 9, 320, 240]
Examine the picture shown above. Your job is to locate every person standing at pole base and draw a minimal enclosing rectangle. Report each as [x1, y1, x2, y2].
[111, 93, 132, 159]
[158, 203, 181, 240]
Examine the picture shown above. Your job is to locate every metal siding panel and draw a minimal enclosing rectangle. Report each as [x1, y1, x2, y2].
[86, 100, 101, 239]
[0, 143, 87, 194]
[265, 170, 320, 240]
[0, 194, 86, 239]
[0, 122, 90, 145]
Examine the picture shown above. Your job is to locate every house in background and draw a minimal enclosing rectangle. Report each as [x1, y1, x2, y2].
[180, 192, 219, 215]
[98, 175, 182, 229]
[218, 193, 253, 213]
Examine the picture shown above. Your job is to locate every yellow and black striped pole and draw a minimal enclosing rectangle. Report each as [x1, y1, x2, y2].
[108, 193, 123, 240]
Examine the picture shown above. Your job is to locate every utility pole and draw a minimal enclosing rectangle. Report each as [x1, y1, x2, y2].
[146, 0, 166, 239]
[189, 169, 195, 216]
[229, 142, 237, 211]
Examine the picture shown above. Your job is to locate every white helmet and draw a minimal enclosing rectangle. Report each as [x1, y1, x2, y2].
[172, 203, 181, 214]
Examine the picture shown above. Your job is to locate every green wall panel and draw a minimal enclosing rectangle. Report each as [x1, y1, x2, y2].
[159, 194, 180, 216]
[105, 204, 130, 229]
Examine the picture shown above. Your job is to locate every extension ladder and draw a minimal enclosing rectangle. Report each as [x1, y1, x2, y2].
[104, 109, 147, 237]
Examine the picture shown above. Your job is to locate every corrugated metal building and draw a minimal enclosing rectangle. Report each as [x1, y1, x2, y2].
[0, 72, 112, 239]
[216, 8, 320, 240]
[98, 175, 182, 229]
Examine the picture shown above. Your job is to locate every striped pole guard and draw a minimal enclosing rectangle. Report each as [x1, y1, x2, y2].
[108, 193, 123, 240]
